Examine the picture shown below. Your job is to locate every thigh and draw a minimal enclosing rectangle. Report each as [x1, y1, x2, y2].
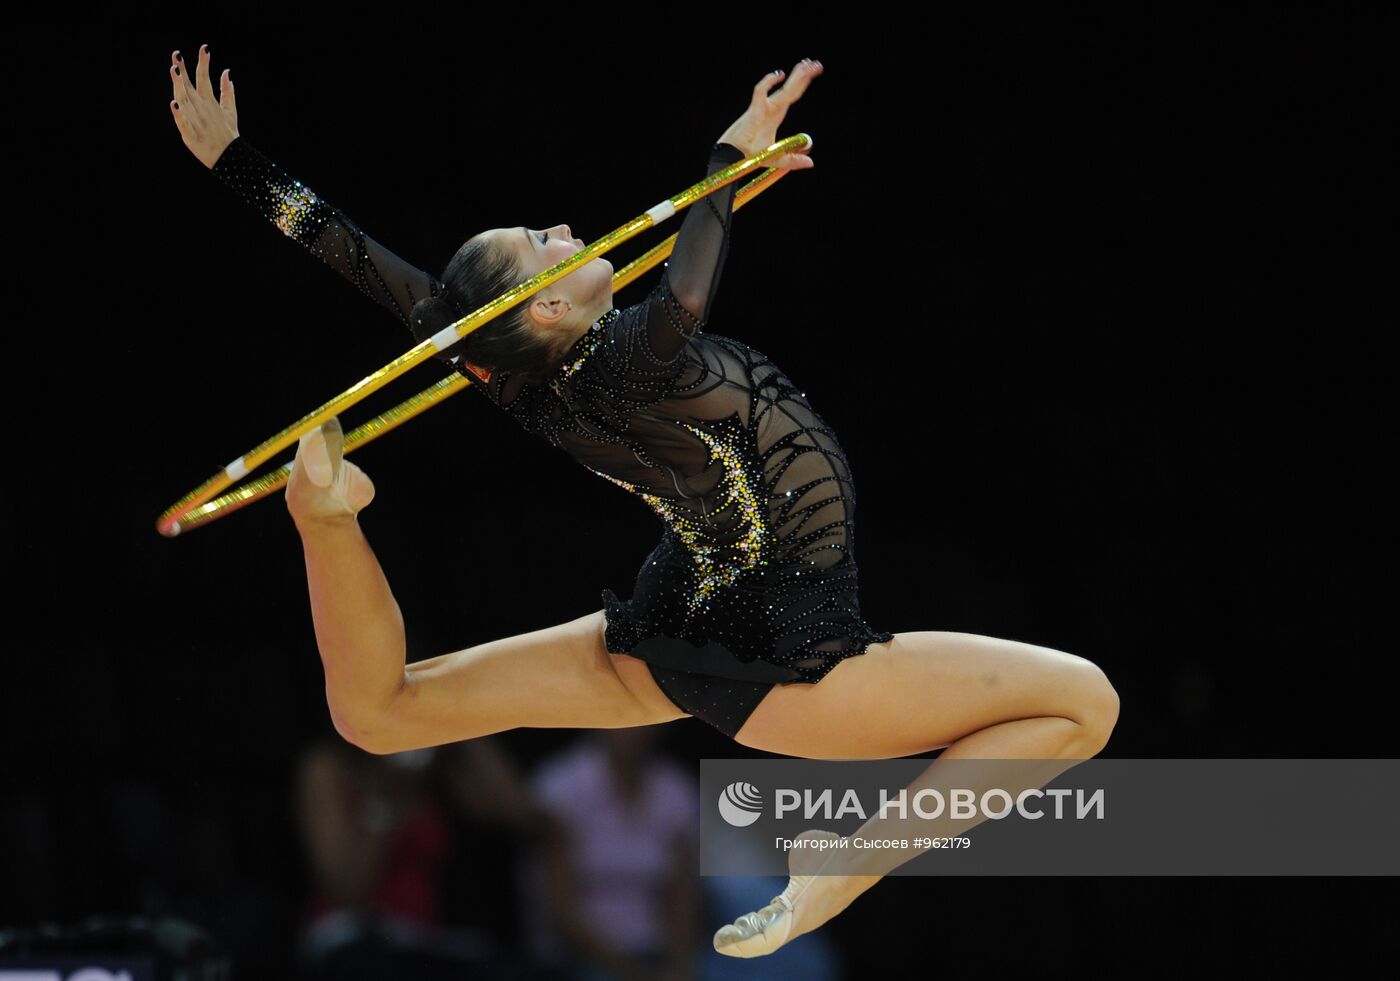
[383, 609, 688, 750]
[733, 629, 1113, 760]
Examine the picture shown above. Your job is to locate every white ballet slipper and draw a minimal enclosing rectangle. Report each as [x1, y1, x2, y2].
[712, 829, 842, 958]
[712, 874, 811, 957]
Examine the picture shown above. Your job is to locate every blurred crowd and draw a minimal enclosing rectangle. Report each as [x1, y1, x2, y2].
[1, 727, 841, 980]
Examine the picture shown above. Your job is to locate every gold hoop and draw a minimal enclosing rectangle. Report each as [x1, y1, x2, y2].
[157, 134, 812, 536]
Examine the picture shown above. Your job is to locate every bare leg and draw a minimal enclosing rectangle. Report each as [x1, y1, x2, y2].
[783, 716, 1109, 947]
[297, 514, 687, 754]
[715, 629, 1119, 955]
[287, 420, 689, 754]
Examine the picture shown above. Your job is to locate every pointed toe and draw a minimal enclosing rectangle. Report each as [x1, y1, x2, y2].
[712, 894, 796, 958]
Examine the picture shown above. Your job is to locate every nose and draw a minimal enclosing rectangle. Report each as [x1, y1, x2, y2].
[550, 223, 582, 249]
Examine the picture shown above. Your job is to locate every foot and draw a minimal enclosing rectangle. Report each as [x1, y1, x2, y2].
[712, 829, 869, 958]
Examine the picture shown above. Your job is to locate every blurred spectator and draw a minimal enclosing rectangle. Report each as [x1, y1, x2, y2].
[295, 734, 548, 980]
[520, 728, 700, 981]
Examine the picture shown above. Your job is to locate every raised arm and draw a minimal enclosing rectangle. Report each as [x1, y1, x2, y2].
[639, 141, 748, 363]
[169, 45, 446, 342]
[660, 59, 823, 354]
[586, 61, 822, 403]
[211, 135, 445, 336]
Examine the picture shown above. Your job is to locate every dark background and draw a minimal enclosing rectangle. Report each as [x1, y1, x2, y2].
[5, 9, 1396, 975]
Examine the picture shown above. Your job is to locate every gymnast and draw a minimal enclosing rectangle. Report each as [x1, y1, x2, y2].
[168, 44, 1120, 957]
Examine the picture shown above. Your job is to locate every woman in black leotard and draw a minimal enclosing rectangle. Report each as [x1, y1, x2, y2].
[196, 64, 885, 742]
[170, 44, 1120, 959]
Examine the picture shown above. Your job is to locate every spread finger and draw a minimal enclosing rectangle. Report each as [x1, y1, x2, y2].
[195, 43, 213, 100]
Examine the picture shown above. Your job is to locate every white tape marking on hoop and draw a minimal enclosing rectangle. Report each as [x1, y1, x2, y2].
[430, 325, 461, 353]
[646, 200, 676, 224]
[226, 457, 249, 481]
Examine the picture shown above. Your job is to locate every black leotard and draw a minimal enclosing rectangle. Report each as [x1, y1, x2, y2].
[211, 136, 893, 685]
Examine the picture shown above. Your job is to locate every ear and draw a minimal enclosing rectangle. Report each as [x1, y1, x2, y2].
[527, 294, 572, 328]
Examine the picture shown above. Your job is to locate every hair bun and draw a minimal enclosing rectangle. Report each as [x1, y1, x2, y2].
[410, 293, 463, 344]
[410, 293, 493, 383]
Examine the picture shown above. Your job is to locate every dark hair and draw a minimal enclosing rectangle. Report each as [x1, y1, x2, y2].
[409, 235, 557, 384]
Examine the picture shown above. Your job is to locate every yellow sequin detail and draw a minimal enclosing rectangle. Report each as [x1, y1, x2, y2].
[271, 181, 320, 238]
[586, 421, 767, 620]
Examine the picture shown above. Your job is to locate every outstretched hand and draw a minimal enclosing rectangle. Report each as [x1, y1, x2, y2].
[718, 58, 824, 170]
[286, 417, 376, 529]
[168, 43, 240, 170]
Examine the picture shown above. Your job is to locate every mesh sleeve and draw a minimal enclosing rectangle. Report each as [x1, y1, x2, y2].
[209, 135, 536, 414]
[584, 142, 746, 407]
[644, 141, 745, 363]
[210, 135, 447, 338]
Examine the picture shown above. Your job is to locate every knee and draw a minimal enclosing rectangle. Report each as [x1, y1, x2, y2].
[1070, 662, 1120, 753]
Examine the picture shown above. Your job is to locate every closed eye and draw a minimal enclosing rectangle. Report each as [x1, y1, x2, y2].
[537, 231, 548, 245]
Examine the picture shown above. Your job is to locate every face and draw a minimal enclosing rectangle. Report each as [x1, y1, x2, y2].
[483, 223, 613, 326]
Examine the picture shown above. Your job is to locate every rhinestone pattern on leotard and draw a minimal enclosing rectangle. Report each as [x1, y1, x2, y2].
[583, 414, 769, 621]
[210, 135, 894, 689]
[535, 299, 896, 684]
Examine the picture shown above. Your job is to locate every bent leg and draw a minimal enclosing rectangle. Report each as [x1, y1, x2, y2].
[368, 610, 689, 753]
[289, 425, 687, 755]
[717, 629, 1119, 950]
[733, 629, 1119, 759]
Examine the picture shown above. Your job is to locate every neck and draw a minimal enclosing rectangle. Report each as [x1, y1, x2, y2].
[560, 302, 614, 350]
[538, 309, 604, 373]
